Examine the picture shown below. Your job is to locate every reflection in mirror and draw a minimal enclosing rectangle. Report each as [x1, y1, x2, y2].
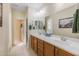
[45, 16, 53, 34]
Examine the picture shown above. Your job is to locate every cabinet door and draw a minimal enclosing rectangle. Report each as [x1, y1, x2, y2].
[33, 37, 38, 53]
[31, 35, 38, 53]
[44, 42, 55, 56]
[55, 47, 73, 56]
[31, 35, 34, 49]
[37, 39, 44, 56]
[55, 47, 59, 56]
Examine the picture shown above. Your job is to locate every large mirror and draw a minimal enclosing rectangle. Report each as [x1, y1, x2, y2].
[45, 16, 53, 34]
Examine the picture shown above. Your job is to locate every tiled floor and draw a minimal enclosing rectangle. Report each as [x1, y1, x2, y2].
[9, 43, 37, 56]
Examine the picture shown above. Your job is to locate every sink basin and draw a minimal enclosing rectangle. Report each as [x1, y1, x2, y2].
[46, 35, 62, 41]
[61, 37, 79, 49]
[43, 34, 52, 37]
[66, 40, 79, 48]
[39, 32, 52, 37]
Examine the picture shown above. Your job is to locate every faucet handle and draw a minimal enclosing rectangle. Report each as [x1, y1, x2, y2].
[61, 36, 67, 41]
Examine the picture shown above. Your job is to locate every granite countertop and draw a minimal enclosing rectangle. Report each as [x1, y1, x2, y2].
[30, 31, 79, 56]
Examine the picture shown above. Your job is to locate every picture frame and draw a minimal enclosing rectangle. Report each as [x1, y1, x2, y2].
[59, 17, 73, 28]
[0, 3, 2, 27]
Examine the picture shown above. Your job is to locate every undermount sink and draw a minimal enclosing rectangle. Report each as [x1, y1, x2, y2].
[66, 40, 79, 48]
[39, 32, 52, 37]
[50, 36, 79, 49]
[61, 37, 79, 49]
[43, 34, 52, 37]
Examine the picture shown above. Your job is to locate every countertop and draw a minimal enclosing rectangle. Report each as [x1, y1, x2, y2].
[30, 31, 79, 56]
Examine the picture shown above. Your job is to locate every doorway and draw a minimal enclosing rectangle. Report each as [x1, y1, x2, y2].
[12, 20, 25, 46]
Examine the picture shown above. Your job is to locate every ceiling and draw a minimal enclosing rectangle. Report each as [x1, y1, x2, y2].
[11, 3, 28, 11]
[11, 3, 51, 12]
[11, 3, 77, 14]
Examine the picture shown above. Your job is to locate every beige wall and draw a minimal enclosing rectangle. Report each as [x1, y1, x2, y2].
[0, 28, 4, 55]
[0, 3, 26, 55]
[2, 3, 12, 55]
[12, 9, 26, 45]
[51, 4, 79, 39]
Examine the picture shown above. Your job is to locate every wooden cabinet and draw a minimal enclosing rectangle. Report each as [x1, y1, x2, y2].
[33, 37, 38, 53]
[31, 35, 38, 53]
[44, 42, 55, 56]
[31, 35, 34, 49]
[37, 39, 44, 56]
[55, 47, 73, 56]
[30, 35, 73, 56]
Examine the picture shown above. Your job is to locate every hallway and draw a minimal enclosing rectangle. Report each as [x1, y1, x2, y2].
[9, 43, 37, 56]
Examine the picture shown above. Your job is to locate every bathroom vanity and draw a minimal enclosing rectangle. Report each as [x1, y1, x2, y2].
[29, 31, 79, 56]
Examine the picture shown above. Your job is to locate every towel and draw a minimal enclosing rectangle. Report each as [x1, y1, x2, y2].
[72, 9, 79, 33]
[77, 9, 79, 32]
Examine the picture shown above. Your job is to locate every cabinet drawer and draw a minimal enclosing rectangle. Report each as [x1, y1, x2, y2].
[38, 39, 43, 44]
[38, 44, 43, 49]
[38, 39, 44, 48]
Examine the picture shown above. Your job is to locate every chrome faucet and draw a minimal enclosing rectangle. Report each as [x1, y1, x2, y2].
[61, 37, 67, 41]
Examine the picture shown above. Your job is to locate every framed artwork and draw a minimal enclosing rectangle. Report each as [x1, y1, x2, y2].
[0, 3, 2, 27]
[59, 17, 73, 28]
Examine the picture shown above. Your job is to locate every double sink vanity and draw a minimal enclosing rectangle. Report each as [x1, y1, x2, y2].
[30, 31, 79, 56]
